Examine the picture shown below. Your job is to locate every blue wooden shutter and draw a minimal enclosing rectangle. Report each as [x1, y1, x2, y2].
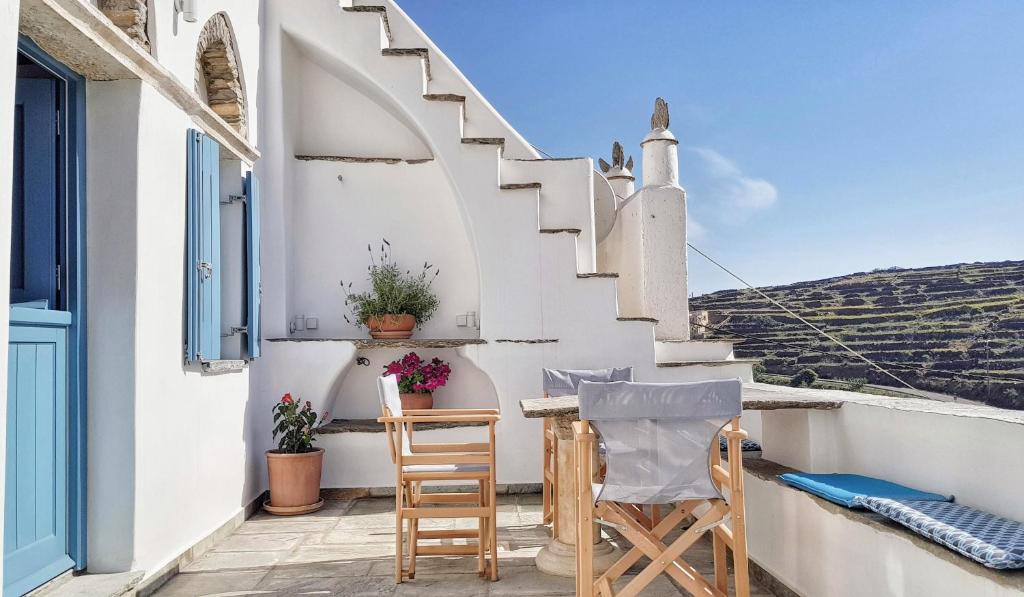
[186, 130, 200, 362]
[244, 171, 261, 359]
[186, 129, 221, 362]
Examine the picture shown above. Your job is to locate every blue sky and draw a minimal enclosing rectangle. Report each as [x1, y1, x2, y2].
[400, 1, 1024, 295]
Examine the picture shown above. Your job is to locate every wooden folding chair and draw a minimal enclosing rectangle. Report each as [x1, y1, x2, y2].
[574, 379, 750, 597]
[377, 374, 500, 583]
[541, 368, 633, 535]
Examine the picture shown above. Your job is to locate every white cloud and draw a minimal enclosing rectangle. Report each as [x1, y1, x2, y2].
[689, 148, 778, 220]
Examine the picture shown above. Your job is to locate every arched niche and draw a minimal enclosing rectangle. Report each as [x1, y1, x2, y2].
[195, 12, 248, 137]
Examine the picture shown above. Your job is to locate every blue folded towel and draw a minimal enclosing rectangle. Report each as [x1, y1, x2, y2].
[778, 473, 952, 508]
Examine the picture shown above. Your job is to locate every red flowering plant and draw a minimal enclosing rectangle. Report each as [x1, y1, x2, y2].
[384, 352, 451, 394]
[271, 393, 329, 453]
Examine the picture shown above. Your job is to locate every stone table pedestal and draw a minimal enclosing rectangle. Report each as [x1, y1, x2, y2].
[535, 416, 620, 577]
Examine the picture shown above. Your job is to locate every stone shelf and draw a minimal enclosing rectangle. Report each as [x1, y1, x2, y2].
[318, 418, 487, 434]
[265, 338, 486, 349]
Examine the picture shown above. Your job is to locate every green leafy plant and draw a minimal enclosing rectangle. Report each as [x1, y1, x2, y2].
[790, 368, 819, 387]
[271, 393, 328, 453]
[340, 239, 440, 328]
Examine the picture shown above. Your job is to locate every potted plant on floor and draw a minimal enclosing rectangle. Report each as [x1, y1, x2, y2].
[340, 240, 440, 339]
[385, 352, 452, 410]
[265, 393, 329, 515]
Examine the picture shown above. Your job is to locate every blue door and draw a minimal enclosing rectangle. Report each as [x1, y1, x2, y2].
[4, 310, 72, 597]
[5, 53, 76, 596]
[11, 78, 57, 308]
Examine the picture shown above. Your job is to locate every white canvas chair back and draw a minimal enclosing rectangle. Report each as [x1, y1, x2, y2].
[378, 374, 411, 460]
[542, 367, 633, 397]
[578, 379, 742, 504]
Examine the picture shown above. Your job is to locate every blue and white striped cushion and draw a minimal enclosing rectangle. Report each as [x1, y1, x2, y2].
[861, 498, 1024, 570]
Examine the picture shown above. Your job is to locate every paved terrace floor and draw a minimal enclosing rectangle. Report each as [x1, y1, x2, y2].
[151, 494, 774, 596]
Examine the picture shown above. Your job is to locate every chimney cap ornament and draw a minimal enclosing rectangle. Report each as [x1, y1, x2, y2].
[599, 141, 634, 174]
[651, 97, 670, 130]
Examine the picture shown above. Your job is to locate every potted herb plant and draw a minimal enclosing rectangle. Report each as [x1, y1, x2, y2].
[384, 352, 452, 410]
[265, 393, 328, 515]
[340, 240, 440, 339]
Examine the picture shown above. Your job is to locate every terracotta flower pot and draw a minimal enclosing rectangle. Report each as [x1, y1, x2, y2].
[400, 392, 433, 410]
[366, 314, 416, 339]
[266, 448, 324, 513]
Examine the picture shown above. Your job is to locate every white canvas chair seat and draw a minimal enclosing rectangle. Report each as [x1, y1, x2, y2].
[574, 379, 751, 597]
[540, 367, 633, 532]
[403, 463, 490, 474]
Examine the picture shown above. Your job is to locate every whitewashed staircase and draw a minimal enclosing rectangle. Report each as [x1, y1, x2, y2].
[266, 0, 754, 488]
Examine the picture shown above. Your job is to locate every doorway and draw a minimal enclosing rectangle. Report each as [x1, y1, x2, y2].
[5, 38, 86, 596]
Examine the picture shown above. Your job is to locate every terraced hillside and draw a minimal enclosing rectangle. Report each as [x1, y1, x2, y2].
[691, 261, 1024, 409]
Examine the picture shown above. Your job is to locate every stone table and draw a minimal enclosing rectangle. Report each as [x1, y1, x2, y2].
[518, 382, 850, 578]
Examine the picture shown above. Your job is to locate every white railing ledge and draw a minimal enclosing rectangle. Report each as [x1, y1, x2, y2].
[746, 382, 1024, 427]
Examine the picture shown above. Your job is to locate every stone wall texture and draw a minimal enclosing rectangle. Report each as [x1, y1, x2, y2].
[100, 0, 150, 52]
[195, 12, 247, 137]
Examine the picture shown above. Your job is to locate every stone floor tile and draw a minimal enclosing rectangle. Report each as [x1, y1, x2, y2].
[212, 532, 306, 552]
[286, 542, 396, 564]
[263, 559, 379, 578]
[182, 549, 288, 573]
[517, 493, 543, 506]
[235, 517, 338, 534]
[487, 566, 576, 596]
[256, 572, 397, 595]
[309, 527, 398, 545]
[150, 570, 269, 596]
[393, 573, 491, 596]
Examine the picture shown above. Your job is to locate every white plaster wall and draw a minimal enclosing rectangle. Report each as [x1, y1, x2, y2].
[287, 159, 480, 340]
[295, 50, 431, 159]
[130, 85, 258, 575]
[0, 0, 22, 585]
[85, 79, 142, 572]
[638, 185, 689, 339]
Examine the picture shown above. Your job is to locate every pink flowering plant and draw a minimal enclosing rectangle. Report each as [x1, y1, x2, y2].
[384, 352, 452, 394]
[272, 393, 329, 453]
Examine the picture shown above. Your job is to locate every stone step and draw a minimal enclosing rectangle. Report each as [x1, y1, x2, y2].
[318, 418, 485, 434]
[655, 339, 737, 362]
[341, 5, 393, 42]
[657, 358, 759, 367]
[381, 47, 431, 80]
[423, 93, 465, 102]
[539, 228, 581, 234]
[461, 137, 505, 146]
[499, 182, 542, 190]
[577, 273, 619, 279]
[294, 155, 433, 164]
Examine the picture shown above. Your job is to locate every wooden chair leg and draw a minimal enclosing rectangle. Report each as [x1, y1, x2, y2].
[713, 526, 728, 594]
[488, 423, 499, 581]
[477, 479, 487, 577]
[394, 480, 404, 583]
[543, 418, 552, 525]
[551, 432, 560, 537]
[576, 431, 595, 597]
[728, 417, 751, 597]
[405, 483, 418, 580]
